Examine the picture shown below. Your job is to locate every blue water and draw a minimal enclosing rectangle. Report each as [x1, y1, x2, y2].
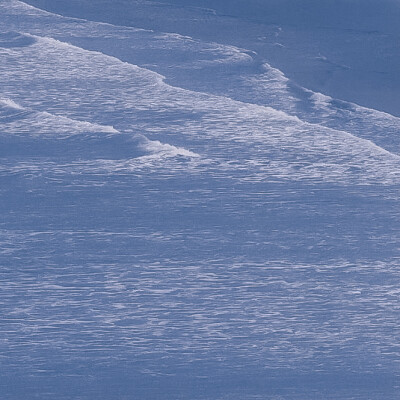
[1, 1, 400, 398]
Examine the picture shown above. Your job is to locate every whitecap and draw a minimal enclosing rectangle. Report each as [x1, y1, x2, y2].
[0, 97, 24, 110]
[138, 137, 199, 158]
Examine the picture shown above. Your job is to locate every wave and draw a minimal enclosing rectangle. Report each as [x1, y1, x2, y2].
[3, 3, 400, 393]
[0, 96, 119, 136]
[0, 95, 198, 162]
[6, 31, 400, 179]
[138, 136, 199, 158]
[27, 32, 398, 163]
[0, 97, 24, 110]
[239, 63, 400, 156]
[1, 0, 399, 185]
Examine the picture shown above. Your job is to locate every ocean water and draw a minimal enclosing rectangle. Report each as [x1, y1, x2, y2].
[1, 0, 400, 398]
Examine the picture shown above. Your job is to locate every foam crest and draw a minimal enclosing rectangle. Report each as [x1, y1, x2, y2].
[139, 137, 199, 159]
[39, 111, 119, 135]
[0, 97, 119, 137]
[1, 0, 398, 181]
[0, 97, 24, 110]
[310, 92, 332, 108]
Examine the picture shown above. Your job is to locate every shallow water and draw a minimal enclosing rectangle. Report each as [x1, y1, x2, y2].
[1, 0, 400, 398]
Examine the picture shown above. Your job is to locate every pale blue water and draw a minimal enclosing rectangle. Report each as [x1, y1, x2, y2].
[1, 1, 400, 398]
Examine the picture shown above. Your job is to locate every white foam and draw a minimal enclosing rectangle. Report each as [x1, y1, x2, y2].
[311, 92, 332, 108]
[261, 63, 289, 83]
[30, 33, 167, 86]
[2, 0, 399, 184]
[139, 138, 199, 158]
[196, 43, 254, 67]
[0, 97, 24, 109]
[0, 98, 120, 137]
[39, 111, 119, 134]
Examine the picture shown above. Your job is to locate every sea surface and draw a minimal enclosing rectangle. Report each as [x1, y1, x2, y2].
[1, 1, 400, 398]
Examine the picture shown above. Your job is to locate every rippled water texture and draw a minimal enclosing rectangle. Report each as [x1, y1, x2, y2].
[1, 1, 400, 398]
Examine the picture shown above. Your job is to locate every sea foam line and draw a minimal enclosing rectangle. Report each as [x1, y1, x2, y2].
[4, 2, 400, 167]
[0, 94, 198, 159]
